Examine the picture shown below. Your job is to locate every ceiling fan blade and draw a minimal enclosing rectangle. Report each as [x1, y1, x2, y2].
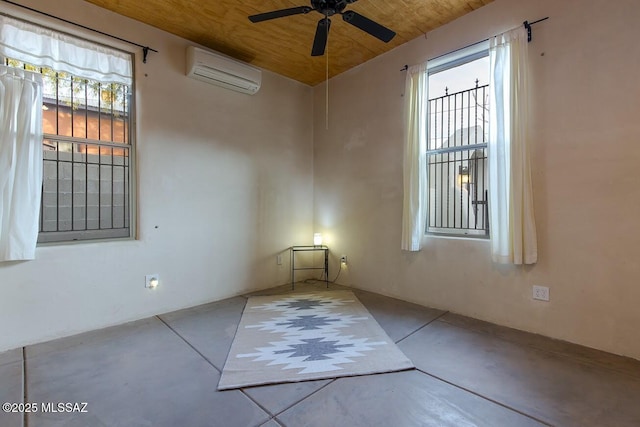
[249, 6, 312, 23]
[341, 11, 396, 42]
[311, 18, 331, 56]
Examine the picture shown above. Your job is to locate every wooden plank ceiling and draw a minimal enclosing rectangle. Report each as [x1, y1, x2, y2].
[84, 0, 493, 86]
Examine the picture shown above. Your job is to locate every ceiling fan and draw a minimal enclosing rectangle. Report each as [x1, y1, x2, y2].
[248, 0, 396, 56]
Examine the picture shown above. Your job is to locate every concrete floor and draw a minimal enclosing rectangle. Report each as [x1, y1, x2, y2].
[2, 282, 640, 427]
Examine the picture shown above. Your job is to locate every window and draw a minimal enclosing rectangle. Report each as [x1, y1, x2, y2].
[403, 28, 535, 258]
[2, 19, 134, 243]
[426, 47, 489, 237]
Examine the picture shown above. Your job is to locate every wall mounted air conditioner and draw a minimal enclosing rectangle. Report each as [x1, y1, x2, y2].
[186, 46, 261, 95]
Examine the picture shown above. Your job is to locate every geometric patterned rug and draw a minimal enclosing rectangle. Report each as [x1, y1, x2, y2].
[218, 290, 415, 390]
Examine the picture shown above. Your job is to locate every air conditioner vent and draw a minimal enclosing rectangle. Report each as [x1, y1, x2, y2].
[186, 46, 261, 95]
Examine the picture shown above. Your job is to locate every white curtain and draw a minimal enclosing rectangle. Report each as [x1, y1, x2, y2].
[0, 66, 43, 261]
[401, 63, 428, 251]
[488, 27, 537, 264]
[0, 15, 132, 85]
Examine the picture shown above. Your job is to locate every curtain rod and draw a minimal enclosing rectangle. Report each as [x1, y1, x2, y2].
[400, 17, 549, 71]
[0, 0, 158, 63]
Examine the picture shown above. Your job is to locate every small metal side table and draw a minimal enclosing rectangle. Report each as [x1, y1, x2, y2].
[290, 245, 329, 289]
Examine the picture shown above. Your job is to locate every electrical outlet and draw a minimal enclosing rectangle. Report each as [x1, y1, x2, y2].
[533, 285, 549, 301]
[276, 254, 283, 265]
[145, 274, 159, 289]
[340, 255, 347, 265]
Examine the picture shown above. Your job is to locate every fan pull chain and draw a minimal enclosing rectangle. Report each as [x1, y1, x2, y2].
[325, 11, 329, 130]
[325, 42, 329, 130]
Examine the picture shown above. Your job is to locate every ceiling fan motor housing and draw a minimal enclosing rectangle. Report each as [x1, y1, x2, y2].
[311, 0, 355, 16]
[248, 0, 393, 56]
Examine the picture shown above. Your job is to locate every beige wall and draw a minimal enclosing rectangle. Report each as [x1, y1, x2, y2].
[2, 0, 639, 362]
[313, 0, 640, 360]
[0, 0, 314, 352]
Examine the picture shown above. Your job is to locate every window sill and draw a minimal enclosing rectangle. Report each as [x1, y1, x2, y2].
[424, 233, 490, 242]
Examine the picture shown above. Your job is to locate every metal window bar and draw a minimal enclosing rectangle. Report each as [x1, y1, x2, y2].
[84, 80, 88, 139]
[111, 146, 115, 229]
[122, 86, 127, 142]
[98, 82, 102, 141]
[110, 85, 115, 141]
[98, 112, 102, 229]
[427, 83, 490, 236]
[3, 59, 132, 241]
[41, 137, 130, 236]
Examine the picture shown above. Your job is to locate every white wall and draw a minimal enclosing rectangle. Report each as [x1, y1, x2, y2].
[313, 0, 640, 360]
[0, 0, 314, 352]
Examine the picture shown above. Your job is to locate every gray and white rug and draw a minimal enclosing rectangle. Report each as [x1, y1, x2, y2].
[218, 290, 414, 390]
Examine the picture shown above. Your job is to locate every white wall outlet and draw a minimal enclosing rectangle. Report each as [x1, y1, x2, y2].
[276, 254, 283, 265]
[533, 285, 549, 301]
[145, 274, 159, 289]
[340, 255, 347, 265]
